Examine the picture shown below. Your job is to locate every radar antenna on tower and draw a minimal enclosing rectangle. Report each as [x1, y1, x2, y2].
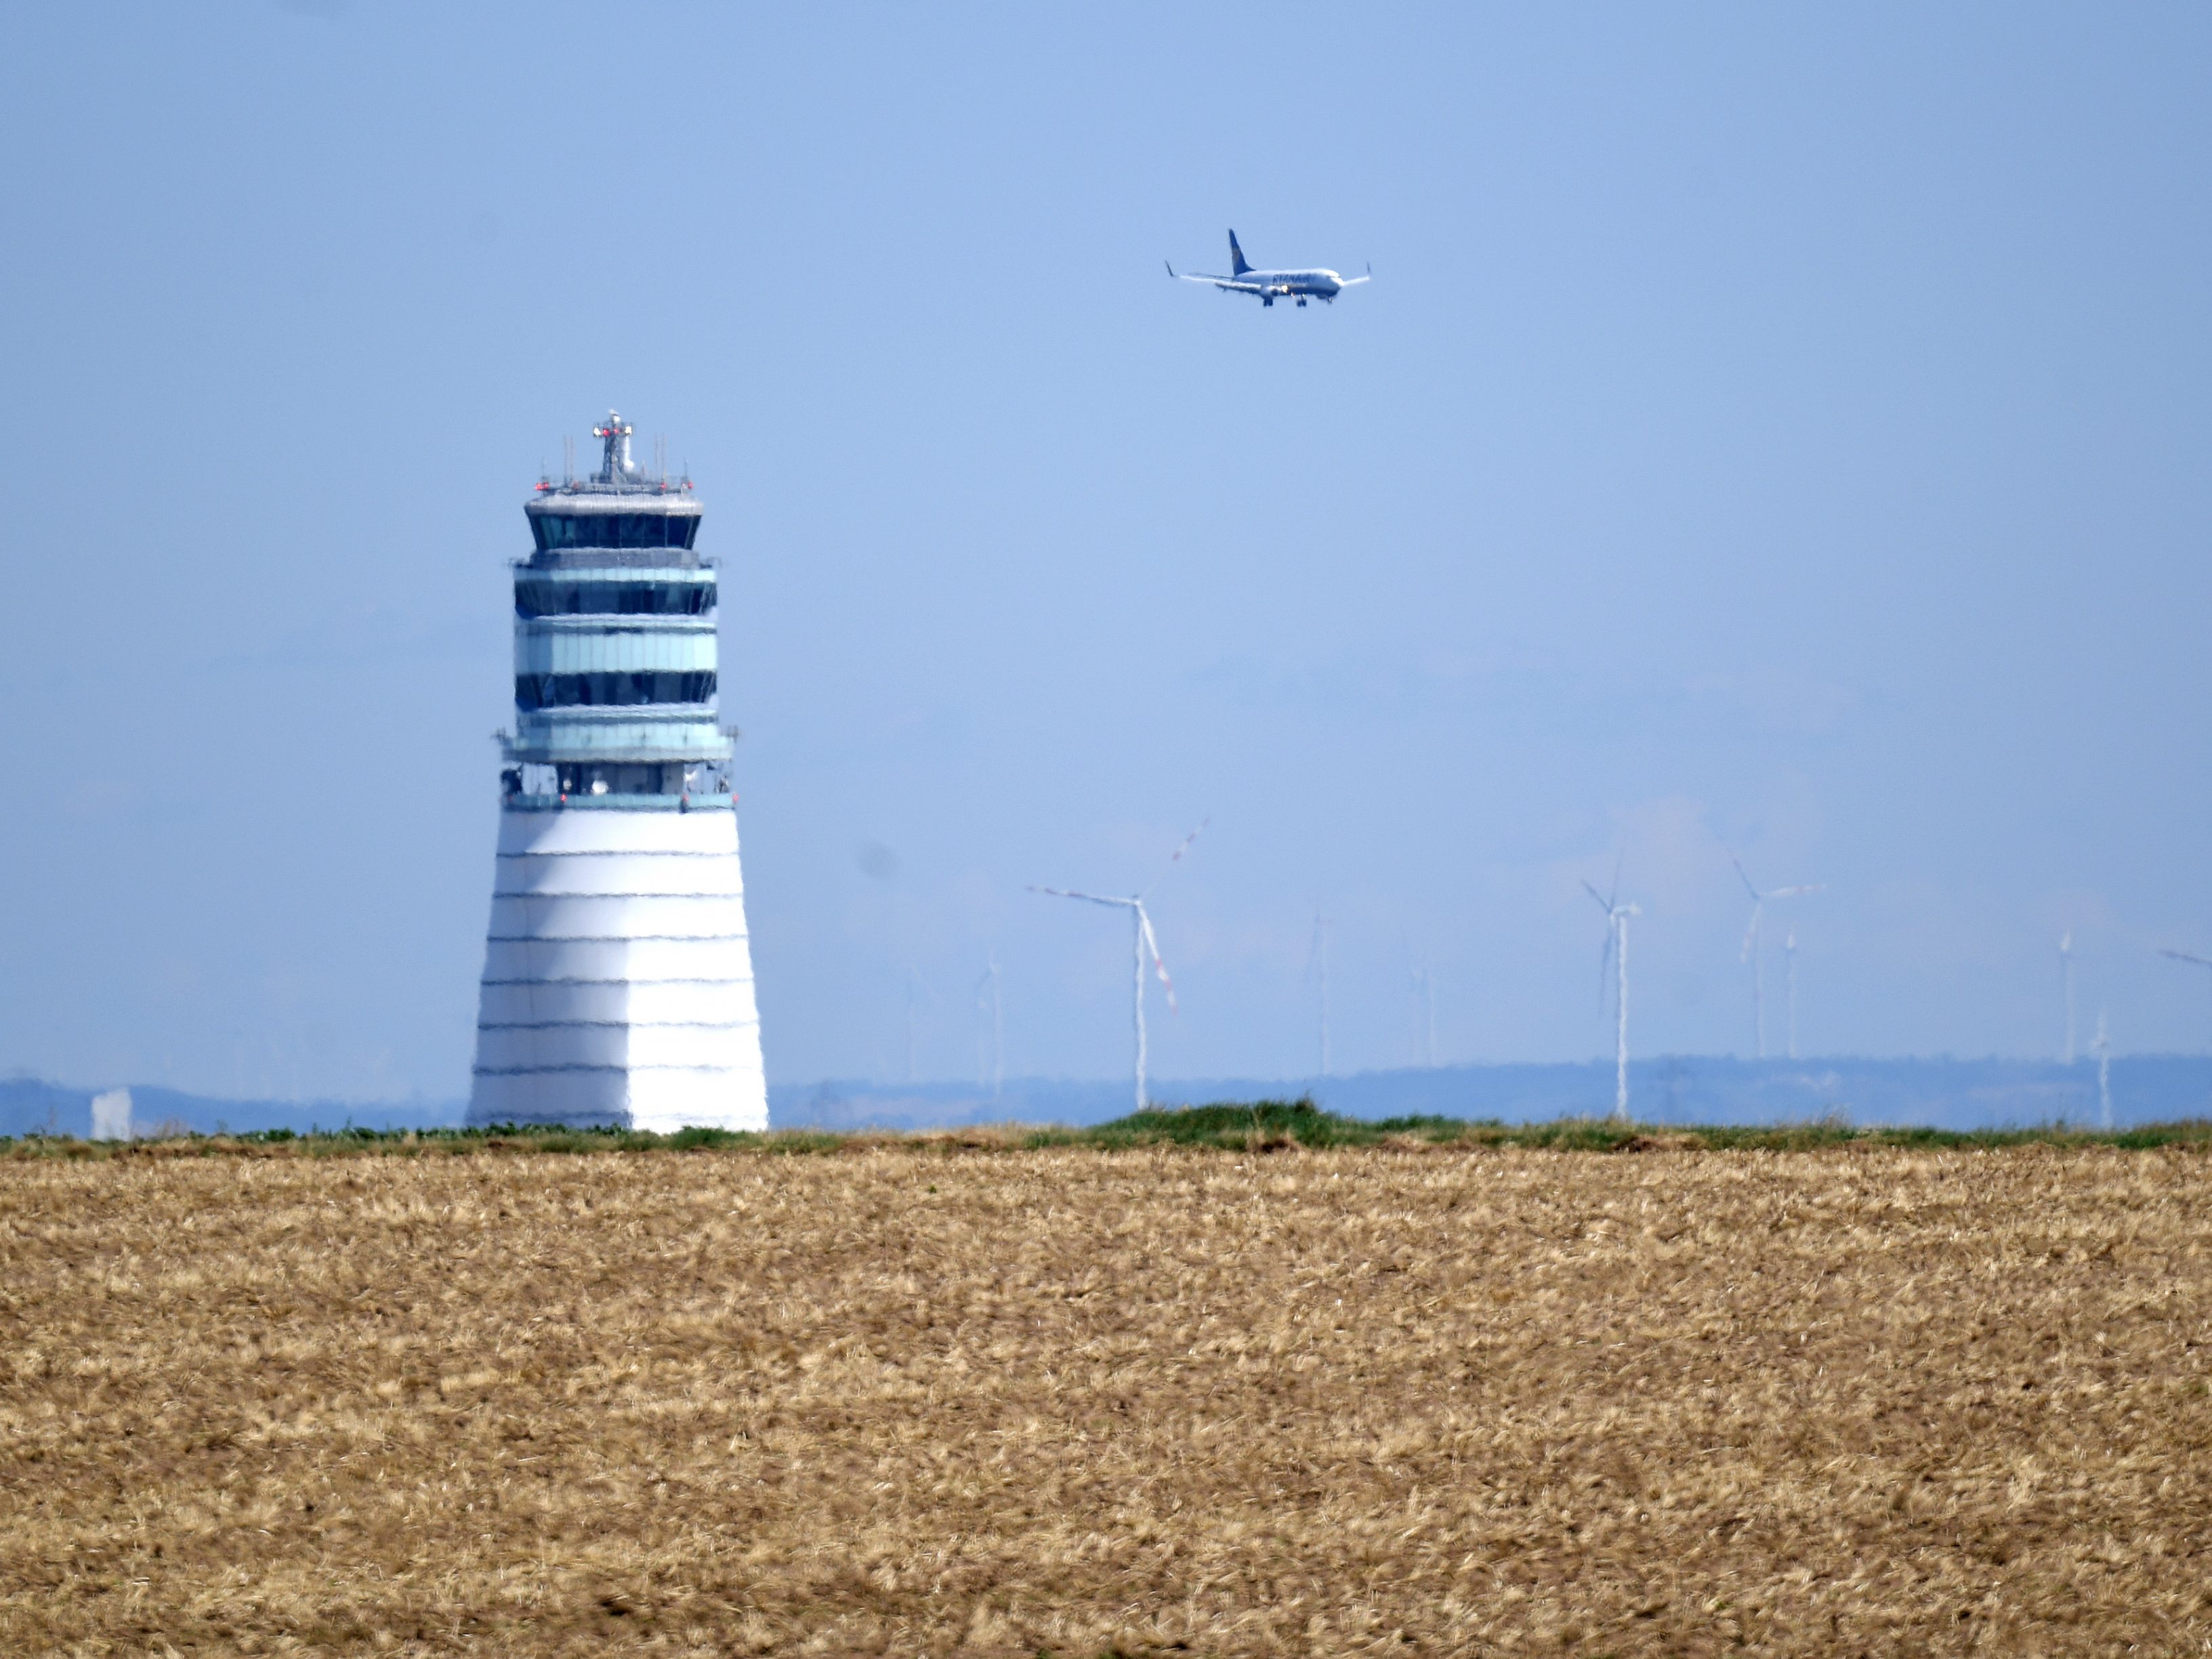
[592, 410, 640, 483]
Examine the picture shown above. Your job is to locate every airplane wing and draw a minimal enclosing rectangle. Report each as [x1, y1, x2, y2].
[1165, 260, 1266, 293]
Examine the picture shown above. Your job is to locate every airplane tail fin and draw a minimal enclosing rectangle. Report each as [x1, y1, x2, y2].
[1228, 230, 1251, 277]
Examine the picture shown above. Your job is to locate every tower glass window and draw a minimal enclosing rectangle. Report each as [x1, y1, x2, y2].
[514, 580, 713, 617]
[529, 513, 701, 551]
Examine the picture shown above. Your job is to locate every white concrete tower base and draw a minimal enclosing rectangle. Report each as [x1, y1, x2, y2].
[468, 805, 768, 1131]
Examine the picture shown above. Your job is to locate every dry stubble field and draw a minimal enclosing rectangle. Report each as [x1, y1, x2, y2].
[3, 1141, 2209, 1656]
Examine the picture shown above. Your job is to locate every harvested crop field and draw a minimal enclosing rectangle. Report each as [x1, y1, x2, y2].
[3, 1141, 2209, 1655]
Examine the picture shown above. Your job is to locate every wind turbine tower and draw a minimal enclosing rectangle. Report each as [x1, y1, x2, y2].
[2156, 947, 2212, 1107]
[1308, 915, 1332, 1079]
[1410, 958, 1438, 1068]
[2094, 1009, 2112, 1129]
[975, 954, 1005, 1098]
[1583, 877, 1641, 1122]
[1033, 824, 1204, 1112]
[1785, 928, 1800, 1061]
[904, 967, 925, 1085]
[2060, 931, 2077, 1064]
[1730, 854, 1824, 1061]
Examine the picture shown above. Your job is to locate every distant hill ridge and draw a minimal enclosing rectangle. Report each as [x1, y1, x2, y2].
[7, 1055, 2207, 1138]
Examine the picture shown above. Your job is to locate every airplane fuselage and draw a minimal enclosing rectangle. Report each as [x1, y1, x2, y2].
[1245, 268, 1346, 299]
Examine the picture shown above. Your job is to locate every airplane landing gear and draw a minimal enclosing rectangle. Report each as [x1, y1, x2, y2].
[1262, 296, 1274, 307]
[1297, 297, 1308, 307]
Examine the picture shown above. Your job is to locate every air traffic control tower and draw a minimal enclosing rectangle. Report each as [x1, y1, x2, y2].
[466, 412, 768, 1131]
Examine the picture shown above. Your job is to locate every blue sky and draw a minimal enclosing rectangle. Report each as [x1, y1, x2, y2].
[3, 3, 2209, 1099]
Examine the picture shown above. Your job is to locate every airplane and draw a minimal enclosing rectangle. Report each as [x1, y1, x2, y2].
[1166, 229, 1371, 308]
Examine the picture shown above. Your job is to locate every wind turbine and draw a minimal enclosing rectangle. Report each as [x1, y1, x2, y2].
[904, 967, 929, 1085]
[2060, 931, 2077, 1064]
[1729, 854, 1824, 1060]
[1032, 822, 1205, 1113]
[1409, 956, 1438, 1068]
[1583, 876, 1641, 1122]
[974, 954, 1004, 1099]
[2156, 947, 2212, 1107]
[2094, 1009, 2113, 1129]
[1785, 928, 1800, 1061]
[1306, 914, 1332, 1078]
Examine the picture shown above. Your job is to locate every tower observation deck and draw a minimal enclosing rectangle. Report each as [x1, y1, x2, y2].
[466, 412, 768, 1131]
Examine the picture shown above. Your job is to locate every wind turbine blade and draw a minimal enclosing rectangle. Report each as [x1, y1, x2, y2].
[1768, 883, 1826, 899]
[1581, 878, 1612, 913]
[1141, 819, 1211, 898]
[2159, 948, 2212, 968]
[1740, 898, 1764, 963]
[1030, 885, 1134, 909]
[1598, 923, 1616, 1011]
[1608, 849, 1624, 912]
[1138, 906, 1178, 1013]
[1728, 852, 1761, 903]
